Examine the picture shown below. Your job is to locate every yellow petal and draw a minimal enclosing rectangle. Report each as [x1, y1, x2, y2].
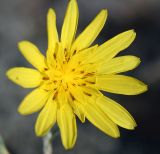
[66, 45, 98, 72]
[57, 104, 77, 150]
[18, 41, 47, 71]
[35, 96, 57, 137]
[47, 8, 59, 51]
[6, 67, 42, 88]
[91, 30, 136, 63]
[46, 9, 59, 66]
[97, 56, 141, 74]
[56, 43, 65, 66]
[57, 87, 68, 107]
[68, 86, 86, 103]
[96, 96, 137, 130]
[96, 75, 148, 95]
[71, 10, 107, 54]
[74, 102, 85, 123]
[70, 100, 85, 123]
[67, 86, 85, 123]
[61, 0, 79, 51]
[18, 88, 49, 115]
[82, 100, 120, 138]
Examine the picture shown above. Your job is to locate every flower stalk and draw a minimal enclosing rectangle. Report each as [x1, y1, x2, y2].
[0, 136, 10, 154]
[43, 132, 53, 154]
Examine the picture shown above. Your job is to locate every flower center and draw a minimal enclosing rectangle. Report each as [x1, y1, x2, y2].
[41, 44, 96, 101]
[62, 73, 73, 83]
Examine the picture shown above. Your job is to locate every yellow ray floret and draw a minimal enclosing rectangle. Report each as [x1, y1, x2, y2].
[18, 88, 50, 115]
[46, 8, 59, 65]
[61, 0, 79, 51]
[57, 104, 77, 150]
[6, 0, 147, 150]
[18, 41, 47, 71]
[96, 75, 147, 95]
[71, 10, 107, 54]
[35, 94, 57, 136]
[6, 67, 42, 88]
[97, 55, 141, 74]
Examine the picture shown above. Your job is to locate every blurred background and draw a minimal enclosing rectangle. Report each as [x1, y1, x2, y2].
[0, 0, 160, 153]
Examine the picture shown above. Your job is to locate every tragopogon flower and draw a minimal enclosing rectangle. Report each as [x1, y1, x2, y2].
[6, 0, 147, 150]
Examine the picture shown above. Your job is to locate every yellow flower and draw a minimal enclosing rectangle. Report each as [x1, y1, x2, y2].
[6, 0, 147, 150]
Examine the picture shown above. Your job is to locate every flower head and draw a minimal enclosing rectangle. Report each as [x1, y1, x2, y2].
[6, 0, 147, 150]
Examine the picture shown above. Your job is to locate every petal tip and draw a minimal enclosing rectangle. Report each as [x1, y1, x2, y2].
[113, 131, 120, 138]
[48, 8, 54, 12]
[137, 57, 141, 64]
[35, 123, 46, 137]
[125, 29, 136, 39]
[6, 69, 11, 79]
[130, 29, 136, 37]
[127, 126, 136, 130]
[17, 104, 30, 116]
[126, 122, 137, 130]
[17, 106, 26, 115]
[101, 9, 108, 14]
[6, 68, 18, 83]
[18, 42, 22, 50]
[138, 84, 148, 94]
[18, 41, 30, 51]
[18, 40, 26, 47]
[35, 128, 44, 137]
[63, 143, 75, 150]
[132, 29, 136, 33]
[70, 0, 77, 3]
[144, 84, 148, 92]
[132, 56, 141, 68]
[69, 0, 78, 7]
[100, 9, 108, 18]
[48, 8, 55, 16]
[18, 100, 38, 116]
